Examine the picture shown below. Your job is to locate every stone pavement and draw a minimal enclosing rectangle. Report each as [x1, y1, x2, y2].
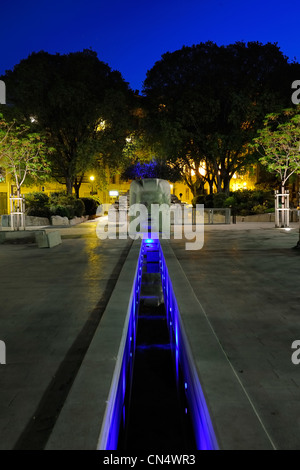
[0, 219, 132, 450]
[169, 221, 300, 450]
[0, 218, 300, 449]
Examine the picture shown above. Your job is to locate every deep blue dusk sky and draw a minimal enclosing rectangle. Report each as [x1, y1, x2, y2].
[0, 0, 299, 92]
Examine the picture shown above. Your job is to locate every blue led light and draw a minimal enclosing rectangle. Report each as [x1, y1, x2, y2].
[159, 241, 219, 450]
[99, 238, 219, 451]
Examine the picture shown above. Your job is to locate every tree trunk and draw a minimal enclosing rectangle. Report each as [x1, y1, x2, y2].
[215, 171, 222, 193]
[191, 178, 205, 198]
[222, 177, 230, 195]
[65, 177, 73, 195]
[74, 184, 80, 199]
[74, 175, 84, 199]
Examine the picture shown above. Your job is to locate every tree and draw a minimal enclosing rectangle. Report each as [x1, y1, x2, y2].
[0, 114, 52, 197]
[3, 50, 135, 195]
[252, 106, 300, 193]
[143, 41, 299, 196]
[121, 158, 182, 182]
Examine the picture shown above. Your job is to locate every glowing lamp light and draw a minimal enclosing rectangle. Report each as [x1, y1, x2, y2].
[199, 165, 206, 176]
[90, 175, 95, 182]
[97, 119, 106, 131]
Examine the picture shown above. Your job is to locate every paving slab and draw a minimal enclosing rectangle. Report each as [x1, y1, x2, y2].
[1, 218, 300, 450]
[45, 240, 142, 450]
[169, 221, 300, 450]
[0, 219, 132, 449]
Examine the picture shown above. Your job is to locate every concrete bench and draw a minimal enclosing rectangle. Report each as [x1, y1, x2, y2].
[0, 231, 37, 244]
[35, 230, 62, 248]
[0, 229, 61, 248]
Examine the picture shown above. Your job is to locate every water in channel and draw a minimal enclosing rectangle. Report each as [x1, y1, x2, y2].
[118, 242, 197, 450]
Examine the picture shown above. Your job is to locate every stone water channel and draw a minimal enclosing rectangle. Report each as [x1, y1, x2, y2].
[98, 238, 218, 450]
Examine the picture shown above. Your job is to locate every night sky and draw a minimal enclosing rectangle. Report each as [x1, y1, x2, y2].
[0, 0, 299, 93]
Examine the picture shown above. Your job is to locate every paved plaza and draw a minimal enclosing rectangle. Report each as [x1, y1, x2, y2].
[0, 218, 300, 449]
[0, 220, 132, 449]
[170, 222, 300, 450]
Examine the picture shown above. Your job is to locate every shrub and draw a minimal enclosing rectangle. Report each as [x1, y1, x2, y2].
[224, 196, 236, 208]
[48, 193, 85, 219]
[192, 189, 274, 215]
[252, 204, 267, 214]
[51, 205, 69, 218]
[65, 205, 75, 219]
[80, 197, 100, 216]
[27, 206, 51, 219]
[227, 189, 274, 215]
[74, 198, 85, 217]
[25, 192, 49, 207]
[192, 192, 226, 208]
[25, 192, 51, 219]
[25, 191, 95, 220]
[49, 193, 76, 207]
[192, 194, 213, 207]
[212, 192, 228, 208]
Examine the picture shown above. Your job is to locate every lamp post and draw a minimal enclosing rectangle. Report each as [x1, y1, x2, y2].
[90, 175, 95, 195]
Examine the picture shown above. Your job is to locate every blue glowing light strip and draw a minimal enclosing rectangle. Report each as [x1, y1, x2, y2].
[97, 241, 143, 450]
[159, 243, 219, 451]
[98, 238, 218, 450]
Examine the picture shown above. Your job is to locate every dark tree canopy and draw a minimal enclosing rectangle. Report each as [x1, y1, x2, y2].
[143, 41, 300, 195]
[3, 49, 135, 194]
[121, 158, 182, 182]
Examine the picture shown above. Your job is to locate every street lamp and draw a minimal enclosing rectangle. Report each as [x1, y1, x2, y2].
[90, 175, 96, 195]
